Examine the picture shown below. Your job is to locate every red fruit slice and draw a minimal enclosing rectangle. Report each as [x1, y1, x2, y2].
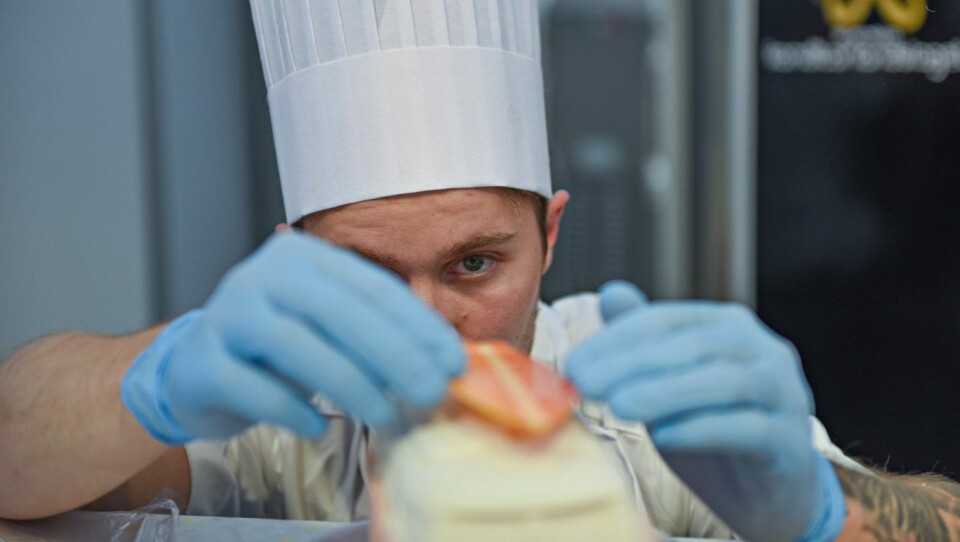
[447, 341, 578, 437]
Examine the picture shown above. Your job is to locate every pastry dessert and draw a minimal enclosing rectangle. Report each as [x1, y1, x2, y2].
[369, 341, 655, 542]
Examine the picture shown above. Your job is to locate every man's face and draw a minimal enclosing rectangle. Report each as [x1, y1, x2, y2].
[301, 188, 567, 353]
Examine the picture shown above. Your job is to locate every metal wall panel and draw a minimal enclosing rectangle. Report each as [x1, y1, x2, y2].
[150, 0, 260, 318]
[540, 0, 692, 301]
[0, 0, 154, 354]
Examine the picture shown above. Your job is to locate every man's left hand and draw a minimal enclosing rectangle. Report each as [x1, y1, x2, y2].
[564, 281, 846, 542]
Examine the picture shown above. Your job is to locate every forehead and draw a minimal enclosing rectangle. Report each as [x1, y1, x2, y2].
[302, 188, 533, 253]
[305, 188, 524, 234]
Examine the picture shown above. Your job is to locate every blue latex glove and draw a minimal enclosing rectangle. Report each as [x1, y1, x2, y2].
[121, 232, 464, 444]
[565, 281, 846, 541]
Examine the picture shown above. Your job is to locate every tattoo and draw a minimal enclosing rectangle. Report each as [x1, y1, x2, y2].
[834, 464, 960, 541]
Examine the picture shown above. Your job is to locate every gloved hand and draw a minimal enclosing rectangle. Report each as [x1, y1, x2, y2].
[565, 281, 846, 542]
[121, 231, 464, 444]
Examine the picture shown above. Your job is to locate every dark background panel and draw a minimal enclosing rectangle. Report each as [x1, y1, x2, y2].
[541, 2, 656, 300]
[758, 0, 960, 474]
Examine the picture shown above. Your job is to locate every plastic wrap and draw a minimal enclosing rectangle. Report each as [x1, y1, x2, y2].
[0, 490, 179, 542]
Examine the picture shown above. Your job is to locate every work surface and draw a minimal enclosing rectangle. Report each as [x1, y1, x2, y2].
[0, 512, 719, 541]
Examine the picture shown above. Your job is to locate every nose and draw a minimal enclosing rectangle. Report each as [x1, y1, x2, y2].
[407, 277, 462, 332]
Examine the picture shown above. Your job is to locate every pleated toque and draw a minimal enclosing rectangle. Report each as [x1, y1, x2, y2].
[250, 0, 552, 224]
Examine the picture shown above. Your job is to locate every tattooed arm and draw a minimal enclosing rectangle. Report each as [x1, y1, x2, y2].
[835, 465, 960, 541]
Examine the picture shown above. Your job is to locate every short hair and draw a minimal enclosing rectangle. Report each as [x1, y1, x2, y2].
[496, 188, 548, 257]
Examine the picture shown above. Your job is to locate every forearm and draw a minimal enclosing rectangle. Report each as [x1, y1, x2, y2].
[0, 328, 168, 519]
[834, 464, 960, 541]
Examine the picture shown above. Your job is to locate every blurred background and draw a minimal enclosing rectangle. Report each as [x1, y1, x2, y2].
[1, 0, 957, 476]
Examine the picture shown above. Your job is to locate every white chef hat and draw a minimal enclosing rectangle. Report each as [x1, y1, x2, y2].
[250, 0, 553, 224]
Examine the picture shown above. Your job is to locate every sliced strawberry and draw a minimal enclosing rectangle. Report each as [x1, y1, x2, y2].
[447, 341, 578, 437]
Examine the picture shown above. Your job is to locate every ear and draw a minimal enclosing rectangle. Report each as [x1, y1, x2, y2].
[542, 190, 570, 274]
[275, 223, 292, 234]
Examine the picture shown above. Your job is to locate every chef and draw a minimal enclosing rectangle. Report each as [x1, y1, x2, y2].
[2, 1, 958, 540]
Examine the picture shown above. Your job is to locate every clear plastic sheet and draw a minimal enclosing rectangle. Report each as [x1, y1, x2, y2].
[0, 489, 179, 542]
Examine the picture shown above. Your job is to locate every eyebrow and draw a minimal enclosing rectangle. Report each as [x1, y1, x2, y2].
[440, 231, 518, 261]
[345, 245, 405, 270]
[344, 231, 518, 270]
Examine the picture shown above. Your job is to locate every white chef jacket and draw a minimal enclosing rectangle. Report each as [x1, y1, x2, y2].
[184, 293, 866, 538]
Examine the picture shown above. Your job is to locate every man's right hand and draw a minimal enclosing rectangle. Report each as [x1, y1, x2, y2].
[120, 231, 465, 444]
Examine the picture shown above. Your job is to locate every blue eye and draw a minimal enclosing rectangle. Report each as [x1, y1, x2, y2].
[458, 255, 491, 274]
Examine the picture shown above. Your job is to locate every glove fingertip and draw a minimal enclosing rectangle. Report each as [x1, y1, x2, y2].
[563, 366, 596, 397]
[404, 372, 448, 409]
[442, 343, 467, 377]
[560, 353, 583, 380]
[562, 351, 597, 385]
[598, 280, 648, 322]
[609, 394, 639, 423]
[300, 412, 328, 437]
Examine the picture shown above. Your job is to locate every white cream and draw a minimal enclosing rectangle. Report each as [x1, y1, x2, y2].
[375, 418, 655, 542]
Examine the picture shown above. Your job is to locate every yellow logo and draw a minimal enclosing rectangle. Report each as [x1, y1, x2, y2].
[819, 0, 928, 34]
